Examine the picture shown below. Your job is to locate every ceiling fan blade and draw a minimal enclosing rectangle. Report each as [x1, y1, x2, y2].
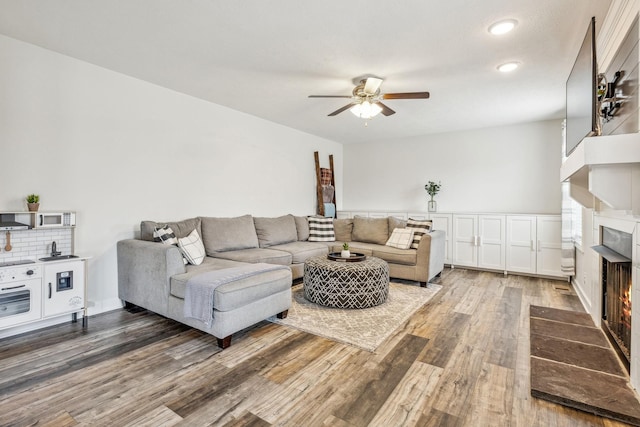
[382, 92, 430, 100]
[364, 77, 383, 94]
[308, 95, 353, 98]
[328, 103, 356, 116]
[376, 102, 396, 116]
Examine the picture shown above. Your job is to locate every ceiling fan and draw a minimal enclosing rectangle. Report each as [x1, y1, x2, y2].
[308, 77, 430, 119]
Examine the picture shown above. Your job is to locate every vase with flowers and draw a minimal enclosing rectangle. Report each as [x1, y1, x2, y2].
[424, 181, 441, 212]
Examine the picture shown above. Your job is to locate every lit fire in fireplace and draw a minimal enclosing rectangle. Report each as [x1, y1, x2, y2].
[621, 287, 631, 329]
[604, 260, 632, 363]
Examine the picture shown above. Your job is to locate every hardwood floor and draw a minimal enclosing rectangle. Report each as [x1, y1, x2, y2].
[0, 268, 633, 426]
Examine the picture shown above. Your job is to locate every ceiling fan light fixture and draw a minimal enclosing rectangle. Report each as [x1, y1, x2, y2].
[350, 100, 382, 119]
[488, 19, 517, 35]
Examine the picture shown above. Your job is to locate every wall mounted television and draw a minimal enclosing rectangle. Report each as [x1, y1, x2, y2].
[565, 16, 598, 156]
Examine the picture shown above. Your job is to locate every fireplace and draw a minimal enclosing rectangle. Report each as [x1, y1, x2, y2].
[594, 227, 633, 372]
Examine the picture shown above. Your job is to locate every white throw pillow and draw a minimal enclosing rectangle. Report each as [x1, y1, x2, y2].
[178, 229, 206, 265]
[386, 228, 415, 250]
[406, 218, 433, 249]
[307, 216, 335, 242]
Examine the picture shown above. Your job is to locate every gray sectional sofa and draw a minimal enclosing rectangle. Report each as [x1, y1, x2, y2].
[117, 214, 445, 348]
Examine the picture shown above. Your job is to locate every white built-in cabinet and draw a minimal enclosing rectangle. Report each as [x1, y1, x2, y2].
[337, 210, 565, 278]
[428, 213, 452, 264]
[505, 216, 537, 274]
[451, 214, 506, 271]
[535, 216, 563, 277]
[505, 215, 563, 277]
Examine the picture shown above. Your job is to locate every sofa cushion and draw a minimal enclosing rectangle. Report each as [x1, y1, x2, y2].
[386, 228, 415, 250]
[352, 216, 389, 245]
[212, 248, 292, 265]
[388, 217, 407, 237]
[270, 241, 329, 264]
[372, 245, 418, 266]
[407, 218, 433, 249]
[340, 241, 378, 256]
[200, 215, 259, 255]
[177, 229, 206, 265]
[308, 216, 335, 242]
[170, 258, 291, 312]
[141, 217, 201, 242]
[294, 216, 310, 241]
[254, 215, 298, 248]
[333, 218, 354, 242]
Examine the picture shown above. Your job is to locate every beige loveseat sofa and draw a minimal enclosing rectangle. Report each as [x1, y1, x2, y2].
[117, 214, 445, 348]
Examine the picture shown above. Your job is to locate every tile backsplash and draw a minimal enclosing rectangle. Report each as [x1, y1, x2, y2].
[0, 228, 73, 264]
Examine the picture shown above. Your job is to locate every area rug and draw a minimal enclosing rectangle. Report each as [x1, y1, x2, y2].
[529, 305, 640, 426]
[268, 282, 441, 352]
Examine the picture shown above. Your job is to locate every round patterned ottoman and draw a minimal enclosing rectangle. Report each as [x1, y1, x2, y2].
[303, 255, 389, 309]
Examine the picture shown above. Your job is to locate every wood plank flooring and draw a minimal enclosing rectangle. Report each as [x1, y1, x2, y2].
[0, 268, 634, 426]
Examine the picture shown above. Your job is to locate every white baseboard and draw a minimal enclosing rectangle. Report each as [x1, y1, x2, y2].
[572, 276, 592, 315]
[0, 313, 81, 339]
[87, 298, 124, 316]
[0, 298, 125, 340]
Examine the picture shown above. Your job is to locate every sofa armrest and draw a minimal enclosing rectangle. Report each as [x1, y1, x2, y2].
[415, 230, 446, 282]
[117, 239, 186, 315]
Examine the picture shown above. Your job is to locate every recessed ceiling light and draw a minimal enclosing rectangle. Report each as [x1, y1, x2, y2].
[497, 62, 520, 73]
[489, 19, 518, 35]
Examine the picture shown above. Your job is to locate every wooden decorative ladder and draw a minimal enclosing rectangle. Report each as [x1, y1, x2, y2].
[314, 151, 336, 217]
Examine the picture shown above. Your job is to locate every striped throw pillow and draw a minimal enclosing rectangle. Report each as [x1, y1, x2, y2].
[153, 225, 178, 245]
[307, 216, 335, 242]
[406, 218, 433, 249]
[154, 225, 188, 264]
[386, 228, 415, 250]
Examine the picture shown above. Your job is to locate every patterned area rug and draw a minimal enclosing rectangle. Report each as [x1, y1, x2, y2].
[268, 282, 441, 352]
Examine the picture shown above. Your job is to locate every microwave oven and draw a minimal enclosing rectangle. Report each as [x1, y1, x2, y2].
[36, 212, 76, 228]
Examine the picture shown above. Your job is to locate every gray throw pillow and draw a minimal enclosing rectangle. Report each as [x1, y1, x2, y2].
[388, 217, 408, 237]
[254, 215, 298, 248]
[352, 216, 389, 245]
[333, 218, 354, 242]
[200, 215, 259, 255]
[294, 215, 310, 241]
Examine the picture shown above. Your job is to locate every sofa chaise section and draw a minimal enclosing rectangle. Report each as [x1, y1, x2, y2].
[117, 231, 291, 349]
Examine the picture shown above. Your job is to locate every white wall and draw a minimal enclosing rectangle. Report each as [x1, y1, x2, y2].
[0, 35, 342, 314]
[343, 120, 563, 214]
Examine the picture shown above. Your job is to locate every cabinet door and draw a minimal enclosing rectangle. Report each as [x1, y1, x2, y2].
[43, 261, 85, 318]
[536, 216, 563, 277]
[430, 213, 452, 264]
[478, 215, 506, 270]
[452, 215, 478, 267]
[506, 216, 537, 274]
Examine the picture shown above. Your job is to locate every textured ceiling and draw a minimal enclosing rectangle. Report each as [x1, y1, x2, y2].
[0, 0, 612, 144]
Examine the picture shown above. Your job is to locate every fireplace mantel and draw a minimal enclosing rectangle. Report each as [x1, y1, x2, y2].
[561, 133, 640, 213]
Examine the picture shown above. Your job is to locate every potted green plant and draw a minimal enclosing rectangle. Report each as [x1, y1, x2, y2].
[341, 242, 351, 258]
[424, 181, 441, 212]
[26, 194, 40, 212]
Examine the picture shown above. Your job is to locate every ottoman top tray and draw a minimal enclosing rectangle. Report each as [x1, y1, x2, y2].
[327, 252, 366, 262]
